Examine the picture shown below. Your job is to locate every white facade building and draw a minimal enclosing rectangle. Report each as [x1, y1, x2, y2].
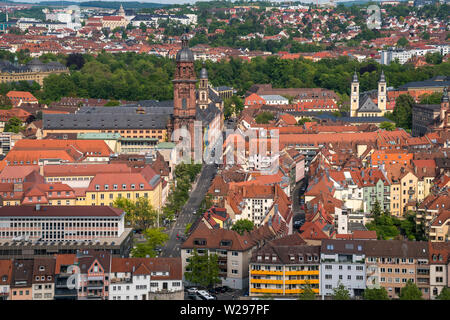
[320, 239, 366, 298]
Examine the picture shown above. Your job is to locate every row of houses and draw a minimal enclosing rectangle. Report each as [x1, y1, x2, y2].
[0, 250, 182, 300]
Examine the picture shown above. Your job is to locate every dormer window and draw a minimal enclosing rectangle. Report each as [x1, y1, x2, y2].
[257, 255, 262, 261]
[122, 184, 127, 189]
[104, 185, 109, 190]
[39, 266, 45, 271]
[131, 184, 135, 190]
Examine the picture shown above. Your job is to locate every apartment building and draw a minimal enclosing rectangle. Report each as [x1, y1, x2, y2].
[181, 218, 287, 290]
[415, 192, 450, 241]
[226, 184, 284, 227]
[385, 165, 418, 217]
[0, 259, 11, 300]
[54, 254, 78, 300]
[364, 240, 429, 299]
[320, 239, 366, 298]
[77, 251, 111, 300]
[429, 242, 450, 299]
[249, 234, 320, 297]
[32, 257, 55, 300]
[10, 259, 34, 300]
[81, 167, 163, 209]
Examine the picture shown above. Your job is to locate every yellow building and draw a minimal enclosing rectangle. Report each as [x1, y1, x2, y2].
[79, 168, 163, 210]
[386, 165, 418, 216]
[249, 241, 321, 297]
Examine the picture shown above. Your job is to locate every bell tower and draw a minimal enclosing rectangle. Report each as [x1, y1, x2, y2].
[378, 70, 387, 114]
[198, 62, 209, 110]
[173, 34, 197, 119]
[350, 71, 359, 117]
[172, 34, 198, 156]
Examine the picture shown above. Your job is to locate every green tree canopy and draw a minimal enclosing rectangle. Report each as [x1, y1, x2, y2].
[113, 197, 159, 232]
[332, 283, 351, 300]
[255, 111, 275, 124]
[298, 281, 317, 300]
[392, 94, 414, 130]
[131, 227, 169, 258]
[397, 36, 409, 48]
[399, 280, 423, 300]
[184, 249, 220, 288]
[0, 94, 12, 110]
[363, 287, 389, 300]
[4, 117, 23, 133]
[231, 219, 255, 235]
[437, 287, 450, 300]
[379, 121, 396, 131]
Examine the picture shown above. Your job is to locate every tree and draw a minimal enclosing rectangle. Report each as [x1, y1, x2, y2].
[332, 283, 350, 300]
[131, 227, 168, 258]
[184, 249, 220, 288]
[437, 287, 450, 300]
[379, 121, 396, 131]
[399, 280, 423, 300]
[66, 53, 85, 70]
[140, 22, 147, 33]
[371, 200, 382, 217]
[185, 223, 192, 236]
[363, 287, 389, 300]
[419, 92, 442, 104]
[397, 37, 409, 48]
[297, 281, 316, 300]
[0, 94, 12, 109]
[392, 94, 414, 130]
[231, 219, 254, 235]
[104, 100, 120, 106]
[113, 197, 159, 232]
[425, 52, 443, 65]
[255, 111, 274, 124]
[4, 117, 23, 133]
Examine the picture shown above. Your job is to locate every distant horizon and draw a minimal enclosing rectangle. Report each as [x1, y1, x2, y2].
[5, 0, 392, 5]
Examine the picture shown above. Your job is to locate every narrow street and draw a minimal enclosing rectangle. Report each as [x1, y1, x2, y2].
[160, 164, 217, 258]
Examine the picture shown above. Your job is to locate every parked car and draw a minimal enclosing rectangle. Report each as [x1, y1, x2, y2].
[197, 290, 216, 300]
[186, 287, 198, 294]
[187, 293, 202, 300]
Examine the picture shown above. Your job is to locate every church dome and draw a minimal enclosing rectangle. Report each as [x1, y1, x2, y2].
[176, 34, 194, 63]
[199, 66, 208, 79]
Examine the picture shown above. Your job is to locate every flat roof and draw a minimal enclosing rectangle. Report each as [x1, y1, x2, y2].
[0, 205, 124, 218]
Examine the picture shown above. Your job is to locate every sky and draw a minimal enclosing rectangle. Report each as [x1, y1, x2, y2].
[12, 0, 328, 4]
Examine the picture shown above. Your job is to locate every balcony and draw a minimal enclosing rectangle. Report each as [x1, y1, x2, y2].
[251, 270, 283, 276]
[251, 279, 283, 285]
[285, 288, 319, 294]
[285, 270, 319, 276]
[87, 281, 104, 289]
[250, 288, 283, 294]
[110, 278, 132, 284]
[285, 279, 319, 285]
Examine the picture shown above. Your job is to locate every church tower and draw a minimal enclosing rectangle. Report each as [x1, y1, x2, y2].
[118, 4, 125, 17]
[172, 34, 197, 153]
[350, 71, 359, 117]
[198, 63, 209, 110]
[378, 70, 387, 114]
[440, 86, 449, 128]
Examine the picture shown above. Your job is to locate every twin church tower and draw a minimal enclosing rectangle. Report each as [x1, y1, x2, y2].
[350, 71, 387, 118]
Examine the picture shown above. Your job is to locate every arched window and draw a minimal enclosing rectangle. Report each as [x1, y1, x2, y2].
[182, 98, 187, 109]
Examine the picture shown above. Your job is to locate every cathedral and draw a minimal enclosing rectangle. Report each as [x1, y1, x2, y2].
[169, 34, 224, 159]
[350, 71, 387, 118]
